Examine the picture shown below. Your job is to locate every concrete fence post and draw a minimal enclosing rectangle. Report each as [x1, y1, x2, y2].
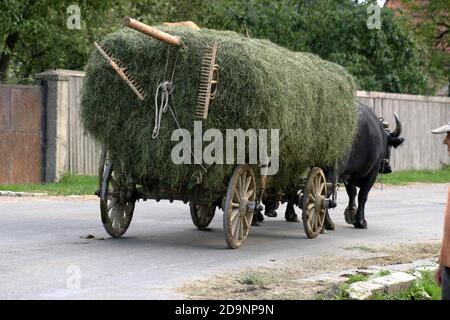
[36, 70, 71, 182]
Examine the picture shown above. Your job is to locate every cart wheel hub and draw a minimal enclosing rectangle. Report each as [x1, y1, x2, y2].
[240, 198, 249, 214]
[247, 201, 256, 214]
[315, 195, 325, 210]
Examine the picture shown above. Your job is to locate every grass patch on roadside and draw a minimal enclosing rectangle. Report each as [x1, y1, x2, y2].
[371, 271, 441, 300]
[334, 270, 440, 300]
[345, 245, 378, 253]
[346, 274, 370, 284]
[237, 272, 271, 286]
[377, 269, 391, 277]
[0, 174, 97, 196]
[380, 168, 450, 185]
[3, 169, 447, 197]
[333, 273, 370, 299]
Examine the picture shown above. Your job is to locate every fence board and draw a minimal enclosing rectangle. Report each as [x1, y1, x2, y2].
[62, 77, 450, 175]
[66, 75, 101, 176]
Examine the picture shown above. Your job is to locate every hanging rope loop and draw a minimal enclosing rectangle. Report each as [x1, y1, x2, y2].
[150, 45, 207, 176]
[152, 80, 174, 139]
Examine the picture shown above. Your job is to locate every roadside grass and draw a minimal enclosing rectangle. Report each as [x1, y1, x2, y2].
[380, 168, 450, 185]
[0, 168, 448, 196]
[237, 272, 271, 286]
[333, 273, 370, 299]
[345, 245, 378, 253]
[333, 270, 440, 300]
[377, 269, 391, 277]
[0, 174, 97, 196]
[346, 273, 370, 284]
[371, 271, 441, 300]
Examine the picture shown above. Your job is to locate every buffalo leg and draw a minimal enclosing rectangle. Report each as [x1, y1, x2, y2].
[252, 209, 264, 226]
[285, 202, 299, 222]
[324, 210, 335, 230]
[353, 172, 378, 229]
[263, 198, 279, 217]
[344, 182, 357, 224]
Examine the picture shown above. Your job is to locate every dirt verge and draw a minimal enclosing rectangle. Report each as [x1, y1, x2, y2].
[178, 241, 440, 300]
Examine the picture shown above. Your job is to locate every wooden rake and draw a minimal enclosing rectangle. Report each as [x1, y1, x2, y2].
[93, 42, 146, 101]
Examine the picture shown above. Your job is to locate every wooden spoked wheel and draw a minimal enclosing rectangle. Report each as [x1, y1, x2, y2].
[302, 167, 327, 239]
[190, 202, 216, 230]
[99, 155, 135, 238]
[223, 165, 257, 249]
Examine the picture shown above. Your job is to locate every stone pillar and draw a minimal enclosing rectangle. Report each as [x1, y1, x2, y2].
[36, 70, 70, 182]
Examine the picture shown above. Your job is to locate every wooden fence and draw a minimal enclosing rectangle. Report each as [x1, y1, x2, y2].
[358, 91, 450, 171]
[31, 70, 450, 181]
[66, 74, 102, 176]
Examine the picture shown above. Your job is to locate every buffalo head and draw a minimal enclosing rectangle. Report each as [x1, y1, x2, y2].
[379, 113, 405, 174]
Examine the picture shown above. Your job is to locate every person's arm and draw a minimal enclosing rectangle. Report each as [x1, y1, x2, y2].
[436, 186, 450, 285]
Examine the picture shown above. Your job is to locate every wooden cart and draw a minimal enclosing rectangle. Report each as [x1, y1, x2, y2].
[96, 149, 338, 249]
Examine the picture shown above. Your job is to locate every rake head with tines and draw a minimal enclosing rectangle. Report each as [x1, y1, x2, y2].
[196, 43, 219, 120]
[93, 42, 146, 101]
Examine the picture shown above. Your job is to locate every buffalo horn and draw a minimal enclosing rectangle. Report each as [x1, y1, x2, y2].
[391, 113, 402, 137]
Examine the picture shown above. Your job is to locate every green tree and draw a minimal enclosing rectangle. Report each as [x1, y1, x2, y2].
[175, 0, 433, 94]
[395, 0, 449, 95]
[0, 0, 126, 83]
[298, 0, 432, 94]
[0, 0, 443, 95]
[0, 0, 177, 83]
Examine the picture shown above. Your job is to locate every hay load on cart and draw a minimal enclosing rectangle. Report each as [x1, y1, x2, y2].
[81, 18, 358, 248]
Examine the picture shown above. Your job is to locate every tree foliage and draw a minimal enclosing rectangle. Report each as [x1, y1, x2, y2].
[172, 0, 434, 94]
[0, 0, 445, 95]
[394, 0, 449, 95]
[0, 0, 125, 82]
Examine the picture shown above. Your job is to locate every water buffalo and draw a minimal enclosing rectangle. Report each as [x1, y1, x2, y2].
[261, 103, 404, 230]
[331, 103, 405, 229]
[281, 103, 404, 229]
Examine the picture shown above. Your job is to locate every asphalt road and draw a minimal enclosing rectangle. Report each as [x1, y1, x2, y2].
[0, 183, 447, 299]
